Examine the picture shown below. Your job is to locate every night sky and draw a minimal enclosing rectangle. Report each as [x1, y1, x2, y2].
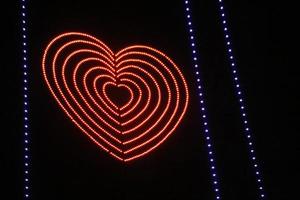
[1, 0, 291, 200]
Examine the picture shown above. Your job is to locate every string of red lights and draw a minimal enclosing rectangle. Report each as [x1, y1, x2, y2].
[42, 32, 189, 162]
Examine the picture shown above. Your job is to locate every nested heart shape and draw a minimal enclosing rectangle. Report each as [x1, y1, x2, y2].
[42, 32, 189, 162]
[103, 83, 132, 109]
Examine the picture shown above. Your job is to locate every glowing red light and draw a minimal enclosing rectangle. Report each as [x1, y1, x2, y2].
[42, 32, 189, 162]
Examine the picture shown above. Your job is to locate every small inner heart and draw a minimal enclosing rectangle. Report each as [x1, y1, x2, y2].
[105, 84, 131, 109]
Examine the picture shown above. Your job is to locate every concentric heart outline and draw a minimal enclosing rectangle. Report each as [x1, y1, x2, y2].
[102, 82, 133, 111]
[42, 32, 189, 162]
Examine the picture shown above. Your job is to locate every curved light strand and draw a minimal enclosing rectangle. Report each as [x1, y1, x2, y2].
[42, 32, 189, 161]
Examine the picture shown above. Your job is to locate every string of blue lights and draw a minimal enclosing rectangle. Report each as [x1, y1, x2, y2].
[183, 1, 222, 199]
[216, 0, 266, 198]
[20, 0, 30, 199]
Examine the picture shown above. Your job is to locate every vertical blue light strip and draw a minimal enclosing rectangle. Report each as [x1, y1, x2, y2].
[20, 0, 30, 199]
[183, 1, 221, 199]
[216, 0, 266, 199]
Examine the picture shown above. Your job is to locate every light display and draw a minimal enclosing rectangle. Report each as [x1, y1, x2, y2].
[19, 0, 30, 199]
[42, 32, 189, 162]
[216, 0, 266, 198]
[19, 0, 268, 199]
[183, 1, 221, 199]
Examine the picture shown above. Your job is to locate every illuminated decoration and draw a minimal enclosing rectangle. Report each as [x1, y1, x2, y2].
[19, 0, 30, 198]
[216, 0, 267, 198]
[183, 0, 222, 199]
[42, 32, 189, 162]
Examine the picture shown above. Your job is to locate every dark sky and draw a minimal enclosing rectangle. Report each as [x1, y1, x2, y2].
[1, 0, 291, 200]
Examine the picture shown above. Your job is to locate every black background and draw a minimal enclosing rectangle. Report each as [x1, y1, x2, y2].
[1, 0, 294, 200]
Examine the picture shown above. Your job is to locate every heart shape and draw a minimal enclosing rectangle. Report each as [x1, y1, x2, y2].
[103, 83, 132, 110]
[42, 32, 189, 162]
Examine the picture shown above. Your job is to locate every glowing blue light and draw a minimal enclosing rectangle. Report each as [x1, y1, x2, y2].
[183, 1, 222, 199]
[216, 0, 266, 198]
[20, 0, 30, 199]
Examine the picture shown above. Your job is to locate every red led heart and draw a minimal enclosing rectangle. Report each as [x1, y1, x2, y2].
[103, 83, 132, 110]
[42, 32, 189, 162]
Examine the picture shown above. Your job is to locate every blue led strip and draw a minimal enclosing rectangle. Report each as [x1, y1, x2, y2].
[183, 1, 221, 199]
[20, 0, 30, 199]
[216, 0, 266, 198]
